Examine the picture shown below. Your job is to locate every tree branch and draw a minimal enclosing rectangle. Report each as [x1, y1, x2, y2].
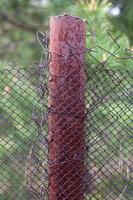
[0, 13, 38, 33]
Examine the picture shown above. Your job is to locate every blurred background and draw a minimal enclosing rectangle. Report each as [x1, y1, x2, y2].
[0, 0, 133, 66]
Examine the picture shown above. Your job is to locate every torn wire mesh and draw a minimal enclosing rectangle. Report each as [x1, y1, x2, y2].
[0, 30, 132, 200]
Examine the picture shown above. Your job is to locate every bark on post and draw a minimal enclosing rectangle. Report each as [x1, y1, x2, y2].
[48, 14, 86, 200]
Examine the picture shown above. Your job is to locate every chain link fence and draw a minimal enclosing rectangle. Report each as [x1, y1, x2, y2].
[0, 16, 133, 200]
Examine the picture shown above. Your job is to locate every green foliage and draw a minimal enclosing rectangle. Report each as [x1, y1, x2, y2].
[71, 0, 132, 71]
[0, 0, 76, 65]
[109, 0, 133, 46]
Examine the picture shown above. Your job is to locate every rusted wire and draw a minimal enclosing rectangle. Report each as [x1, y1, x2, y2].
[0, 28, 132, 200]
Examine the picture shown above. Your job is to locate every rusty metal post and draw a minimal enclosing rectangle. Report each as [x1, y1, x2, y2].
[48, 14, 86, 200]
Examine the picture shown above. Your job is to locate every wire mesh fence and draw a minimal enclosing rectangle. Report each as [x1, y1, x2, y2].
[0, 15, 133, 200]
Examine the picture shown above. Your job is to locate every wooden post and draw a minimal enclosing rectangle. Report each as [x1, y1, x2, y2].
[48, 14, 86, 200]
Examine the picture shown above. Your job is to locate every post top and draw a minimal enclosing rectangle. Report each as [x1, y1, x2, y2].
[50, 13, 87, 23]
